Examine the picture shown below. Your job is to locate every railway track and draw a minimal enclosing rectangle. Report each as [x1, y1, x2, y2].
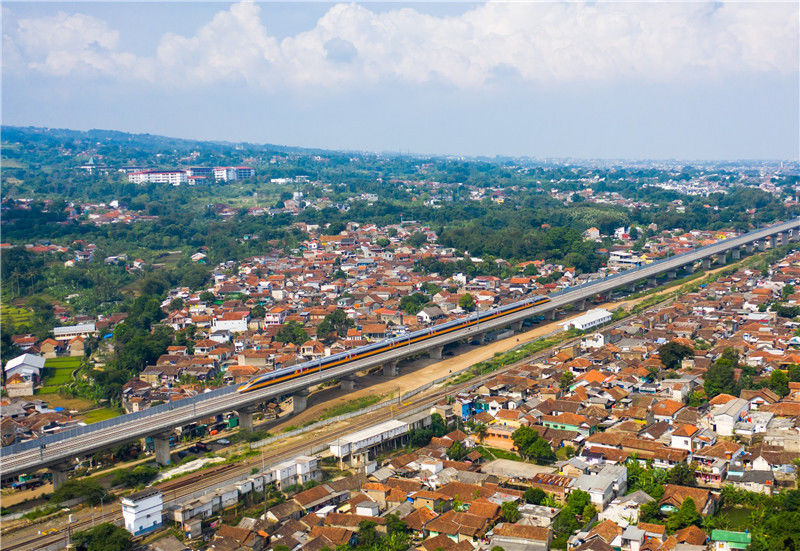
[3, 302, 669, 550]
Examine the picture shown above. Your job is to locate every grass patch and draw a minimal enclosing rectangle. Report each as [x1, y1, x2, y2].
[82, 407, 121, 424]
[446, 334, 572, 386]
[475, 445, 523, 462]
[39, 357, 81, 393]
[318, 394, 383, 420]
[716, 504, 756, 530]
[44, 357, 82, 368]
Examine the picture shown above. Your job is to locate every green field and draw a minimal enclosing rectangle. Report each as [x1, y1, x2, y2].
[82, 408, 121, 423]
[1, 304, 33, 326]
[39, 357, 81, 393]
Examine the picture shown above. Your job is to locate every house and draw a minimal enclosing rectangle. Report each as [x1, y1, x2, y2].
[39, 338, 63, 358]
[121, 488, 163, 536]
[490, 523, 551, 551]
[4, 354, 45, 383]
[571, 464, 627, 509]
[710, 398, 749, 437]
[658, 484, 716, 516]
[670, 424, 699, 452]
[598, 490, 654, 524]
[710, 530, 751, 551]
[67, 336, 86, 357]
[417, 306, 444, 324]
[725, 469, 774, 495]
[211, 524, 265, 551]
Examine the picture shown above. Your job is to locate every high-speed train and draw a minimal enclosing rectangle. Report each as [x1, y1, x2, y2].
[237, 294, 551, 393]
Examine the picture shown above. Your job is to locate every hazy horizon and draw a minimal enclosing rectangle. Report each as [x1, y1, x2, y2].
[3, 2, 799, 160]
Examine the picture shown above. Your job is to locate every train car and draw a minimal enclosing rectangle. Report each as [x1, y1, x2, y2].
[238, 294, 550, 393]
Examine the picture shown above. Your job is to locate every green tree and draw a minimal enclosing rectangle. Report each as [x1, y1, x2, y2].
[431, 413, 447, 437]
[72, 523, 132, 551]
[658, 341, 694, 371]
[458, 293, 476, 312]
[559, 370, 575, 389]
[524, 487, 546, 505]
[250, 304, 266, 319]
[501, 500, 521, 523]
[168, 297, 184, 311]
[376, 237, 390, 248]
[447, 440, 468, 461]
[199, 290, 215, 303]
[666, 497, 701, 532]
[704, 348, 739, 399]
[406, 232, 428, 248]
[768, 370, 790, 397]
[356, 520, 381, 548]
[566, 489, 591, 515]
[667, 462, 696, 486]
[276, 321, 308, 345]
[512, 426, 556, 464]
[399, 293, 429, 315]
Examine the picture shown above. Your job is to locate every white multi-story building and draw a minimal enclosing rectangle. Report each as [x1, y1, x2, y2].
[121, 488, 163, 536]
[53, 322, 97, 341]
[213, 166, 255, 182]
[128, 170, 188, 185]
[608, 250, 643, 269]
[329, 419, 408, 460]
[263, 455, 320, 490]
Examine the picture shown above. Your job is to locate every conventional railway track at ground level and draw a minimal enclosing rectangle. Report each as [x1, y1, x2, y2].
[2, 294, 678, 551]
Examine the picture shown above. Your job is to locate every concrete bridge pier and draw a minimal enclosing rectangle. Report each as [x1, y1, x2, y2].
[781, 231, 789, 245]
[292, 390, 309, 414]
[770, 235, 777, 248]
[511, 320, 524, 331]
[746, 243, 754, 254]
[547, 309, 557, 321]
[51, 462, 72, 491]
[383, 360, 399, 377]
[759, 240, 767, 252]
[667, 270, 677, 279]
[340, 377, 357, 392]
[429, 346, 444, 360]
[702, 257, 712, 270]
[648, 277, 657, 287]
[731, 247, 741, 260]
[577, 299, 587, 310]
[237, 405, 259, 432]
[153, 432, 173, 466]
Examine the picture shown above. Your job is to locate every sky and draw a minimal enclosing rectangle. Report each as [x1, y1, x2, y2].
[2, 1, 799, 160]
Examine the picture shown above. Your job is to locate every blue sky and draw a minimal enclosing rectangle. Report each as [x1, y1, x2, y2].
[3, 1, 798, 160]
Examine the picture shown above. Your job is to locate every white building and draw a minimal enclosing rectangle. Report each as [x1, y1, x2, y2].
[329, 419, 408, 460]
[264, 455, 321, 490]
[211, 312, 249, 333]
[213, 166, 255, 181]
[53, 322, 97, 341]
[4, 353, 45, 382]
[121, 488, 163, 536]
[560, 309, 612, 332]
[128, 170, 189, 185]
[710, 398, 749, 437]
[608, 250, 643, 269]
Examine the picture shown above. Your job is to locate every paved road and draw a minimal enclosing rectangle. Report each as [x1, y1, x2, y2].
[2, 218, 798, 477]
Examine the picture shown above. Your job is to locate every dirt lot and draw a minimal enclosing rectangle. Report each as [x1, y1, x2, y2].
[264, 270, 722, 433]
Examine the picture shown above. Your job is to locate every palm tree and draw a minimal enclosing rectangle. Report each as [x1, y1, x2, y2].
[476, 423, 488, 444]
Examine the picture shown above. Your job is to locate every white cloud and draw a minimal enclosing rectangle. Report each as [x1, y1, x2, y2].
[5, 1, 798, 88]
[13, 11, 143, 77]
